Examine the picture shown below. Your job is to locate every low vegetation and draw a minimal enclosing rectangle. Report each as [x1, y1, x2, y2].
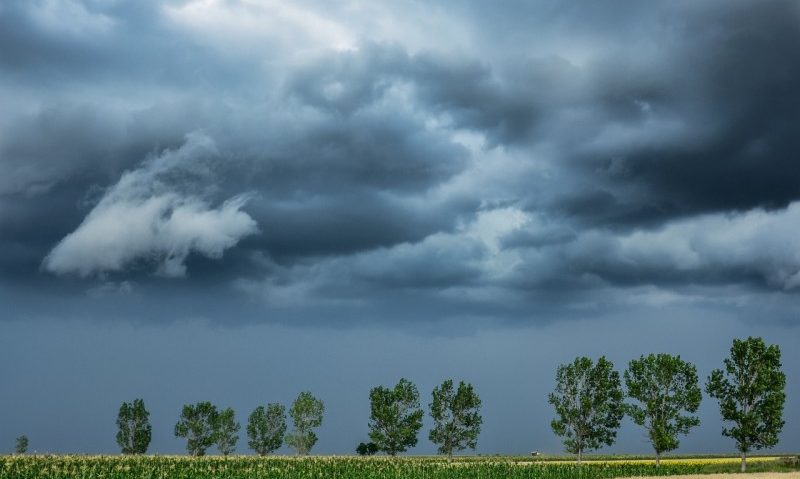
[1, 455, 798, 479]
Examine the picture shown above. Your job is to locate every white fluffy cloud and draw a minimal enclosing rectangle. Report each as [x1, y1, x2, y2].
[607, 202, 800, 289]
[237, 201, 800, 311]
[44, 134, 258, 277]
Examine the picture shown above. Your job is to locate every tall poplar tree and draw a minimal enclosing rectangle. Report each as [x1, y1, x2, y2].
[624, 354, 701, 465]
[706, 337, 786, 472]
[116, 398, 152, 454]
[549, 356, 624, 464]
[428, 379, 482, 460]
[368, 378, 424, 456]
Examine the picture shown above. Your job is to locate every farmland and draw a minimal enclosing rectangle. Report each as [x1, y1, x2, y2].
[1, 454, 798, 479]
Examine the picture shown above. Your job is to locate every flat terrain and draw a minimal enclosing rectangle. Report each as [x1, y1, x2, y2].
[636, 474, 800, 479]
[2, 455, 798, 479]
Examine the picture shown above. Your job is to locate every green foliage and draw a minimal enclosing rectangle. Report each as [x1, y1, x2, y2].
[368, 378, 425, 456]
[14, 436, 28, 455]
[214, 407, 240, 456]
[247, 403, 287, 456]
[285, 391, 324, 455]
[548, 356, 624, 463]
[429, 379, 483, 458]
[174, 401, 219, 456]
[706, 337, 786, 471]
[356, 442, 379, 456]
[624, 354, 701, 464]
[116, 398, 152, 455]
[0, 455, 725, 479]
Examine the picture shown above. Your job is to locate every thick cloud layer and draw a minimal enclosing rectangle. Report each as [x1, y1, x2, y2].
[1, 0, 799, 322]
[2, 0, 800, 457]
[1, 0, 799, 324]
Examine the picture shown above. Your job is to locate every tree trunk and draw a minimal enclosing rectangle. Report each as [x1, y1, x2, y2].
[741, 452, 747, 473]
[656, 451, 661, 467]
[577, 448, 582, 465]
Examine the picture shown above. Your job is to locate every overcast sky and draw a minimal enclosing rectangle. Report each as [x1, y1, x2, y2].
[1, 0, 799, 456]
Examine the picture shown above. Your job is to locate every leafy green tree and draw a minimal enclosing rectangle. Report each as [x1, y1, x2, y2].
[624, 354, 701, 466]
[14, 436, 28, 455]
[356, 441, 378, 456]
[247, 403, 287, 456]
[116, 398, 152, 454]
[214, 407, 240, 456]
[428, 379, 483, 460]
[368, 378, 424, 456]
[174, 401, 219, 456]
[285, 391, 324, 455]
[548, 356, 624, 464]
[706, 337, 786, 472]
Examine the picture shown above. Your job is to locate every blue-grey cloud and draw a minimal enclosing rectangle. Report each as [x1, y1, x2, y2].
[2, 0, 800, 454]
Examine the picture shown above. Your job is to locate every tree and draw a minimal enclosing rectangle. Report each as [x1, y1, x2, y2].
[247, 403, 287, 456]
[116, 398, 152, 455]
[15, 436, 28, 455]
[624, 354, 701, 466]
[285, 391, 324, 455]
[706, 337, 786, 472]
[174, 401, 219, 456]
[368, 378, 424, 456]
[548, 356, 624, 464]
[214, 407, 240, 456]
[356, 442, 378, 456]
[428, 379, 483, 460]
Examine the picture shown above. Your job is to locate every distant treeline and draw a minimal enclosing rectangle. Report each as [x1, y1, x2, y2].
[11, 337, 786, 472]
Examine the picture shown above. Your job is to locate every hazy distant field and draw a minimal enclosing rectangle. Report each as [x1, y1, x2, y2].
[1, 454, 799, 479]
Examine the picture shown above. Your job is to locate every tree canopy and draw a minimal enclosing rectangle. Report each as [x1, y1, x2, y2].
[214, 407, 240, 456]
[428, 379, 482, 459]
[549, 356, 624, 464]
[706, 337, 786, 472]
[285, 392, 324, 455]
[174, 402, 219, 456]
[116, 398, 152, 455]
[368, 378, 425, 456]
[624, 354, 701, 465]
[247, 403, 287, 456]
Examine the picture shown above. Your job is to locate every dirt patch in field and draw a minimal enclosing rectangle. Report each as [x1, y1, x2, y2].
[630, 473, 800, 479]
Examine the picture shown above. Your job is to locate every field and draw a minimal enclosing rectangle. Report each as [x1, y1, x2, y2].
[1, 455, 799, 479]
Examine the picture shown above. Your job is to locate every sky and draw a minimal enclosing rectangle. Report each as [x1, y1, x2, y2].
[1, 0, 799, 456]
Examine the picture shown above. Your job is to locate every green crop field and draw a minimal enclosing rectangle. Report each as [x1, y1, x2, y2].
[1, 455, 799, 479]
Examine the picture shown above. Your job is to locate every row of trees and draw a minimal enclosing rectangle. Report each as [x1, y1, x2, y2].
[360, 378, 482, 460]
[14, 336, 778, 465]
[549, 337, 786, 472]
[114, 379, 483, 458]
[116, 391, 324, 456]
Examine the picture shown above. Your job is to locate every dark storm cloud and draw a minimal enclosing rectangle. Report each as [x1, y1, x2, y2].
[3, 0, 800, 458]
[1, 0, 800, 321]
[572, 1, 800, 221]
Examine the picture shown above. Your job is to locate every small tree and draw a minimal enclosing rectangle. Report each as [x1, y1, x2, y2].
[706, 337, 786, 472]
[285, 391, 324, 455]
[116, 398, 152, 454]
[368, 378, 424, 456]
[15, 436, 28, 455]
[214, 407, 240, 456]
[174, 401, 219, 456]
[548, 356, 624, 464]
[356, 441, 378, 456]
[624, 354, 701, 466]
[247, 403, 287, 456]
[429, 379, 483, 460]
